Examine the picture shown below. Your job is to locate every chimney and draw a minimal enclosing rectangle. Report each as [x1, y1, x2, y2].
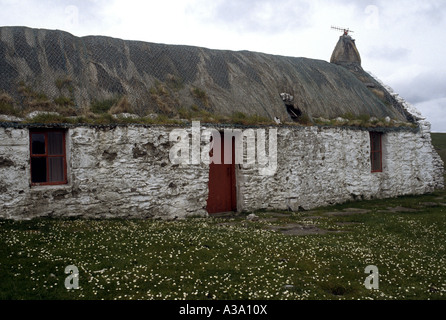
[330, 33, 362, 66]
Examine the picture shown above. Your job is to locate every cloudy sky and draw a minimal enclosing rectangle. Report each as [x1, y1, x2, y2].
[1, 0, 445, 131]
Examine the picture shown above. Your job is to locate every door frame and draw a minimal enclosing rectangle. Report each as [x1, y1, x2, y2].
[206, 131, 237, 215]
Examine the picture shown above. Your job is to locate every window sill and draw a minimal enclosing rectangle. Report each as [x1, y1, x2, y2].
[30, 183, 71, 191]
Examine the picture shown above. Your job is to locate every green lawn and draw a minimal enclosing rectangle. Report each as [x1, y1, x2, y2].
[0, 134, 445, 301]
[431, 133, 446, 169]
[1, 188, 445, 300]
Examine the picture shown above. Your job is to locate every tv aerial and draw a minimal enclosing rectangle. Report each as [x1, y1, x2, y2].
[331, 26, 354, 36]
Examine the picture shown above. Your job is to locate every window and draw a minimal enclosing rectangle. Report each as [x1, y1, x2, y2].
[30, 129, 67, 185]
[370, 132, 382, 173]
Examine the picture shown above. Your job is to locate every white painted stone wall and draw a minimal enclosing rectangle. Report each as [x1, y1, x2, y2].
[367, 71, 444, 191]
[0, 123, 443, 220]
[236, 126, 444, 212]
[0, 125, 210, 220]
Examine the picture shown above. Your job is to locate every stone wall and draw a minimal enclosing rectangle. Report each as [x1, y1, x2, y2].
[0, 125, 210, 220]
[0, 123, 443, 220]
[237, 126, 443, 212]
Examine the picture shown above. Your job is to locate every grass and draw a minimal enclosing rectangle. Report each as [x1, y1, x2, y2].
[313, 112, 417, 129]
[149, 82, 177, 115]
[55, 76, 73, 92]
[190, 87, 210, 107]
[109, 97, 134, 115]
[431, 133, 446, 168]
[0, 188, 445, 300]
[178, 107, 275, 125]
[90, 98, 120, 114]
[0, 92, 19, 116]
[228, 111, 274, 126]
[53, 95, 75, 107]
[22, 112, 185, 126]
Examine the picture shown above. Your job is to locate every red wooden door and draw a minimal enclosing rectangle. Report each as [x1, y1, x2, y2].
[207, 133, 237, 214]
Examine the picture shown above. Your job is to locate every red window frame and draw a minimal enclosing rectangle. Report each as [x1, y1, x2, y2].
[370, 132, 383, 173]
[30, 129, 68, 186]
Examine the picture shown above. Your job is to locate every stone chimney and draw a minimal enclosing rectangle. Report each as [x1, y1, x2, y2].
[330, 34, 361, 66]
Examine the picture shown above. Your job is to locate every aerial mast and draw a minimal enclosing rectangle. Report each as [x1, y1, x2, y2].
[331, 26, 354, 36]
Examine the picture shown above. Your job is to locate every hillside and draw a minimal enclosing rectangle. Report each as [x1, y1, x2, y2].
[431, 133, 446, 169]
[0, 26, 413, 124]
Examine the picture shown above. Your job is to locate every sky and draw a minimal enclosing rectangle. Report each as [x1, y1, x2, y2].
[0, 0, 445, 131]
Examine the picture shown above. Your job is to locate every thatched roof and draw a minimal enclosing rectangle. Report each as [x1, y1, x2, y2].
[0, 26, 411, 123]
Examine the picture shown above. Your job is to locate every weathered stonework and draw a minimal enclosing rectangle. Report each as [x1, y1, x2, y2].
[0, 125, 210, 220]
[0, 122, 443, 220]
[237, 126, 443, 212]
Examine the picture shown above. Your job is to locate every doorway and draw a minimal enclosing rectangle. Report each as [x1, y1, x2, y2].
[206, 132, 237, 214]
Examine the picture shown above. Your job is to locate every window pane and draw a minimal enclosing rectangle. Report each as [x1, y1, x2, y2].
[31, 134, 46, 155]
[370, 132, 383, 172]
[371, 136, 381, 152]
[49, 157, 65, 182]
[48, 132, 64, 155]
[371, 152, 382, 172]
[31, 157, 47, 183]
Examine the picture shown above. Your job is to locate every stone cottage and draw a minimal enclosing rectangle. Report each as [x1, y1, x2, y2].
[0, 27, 443, 220]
